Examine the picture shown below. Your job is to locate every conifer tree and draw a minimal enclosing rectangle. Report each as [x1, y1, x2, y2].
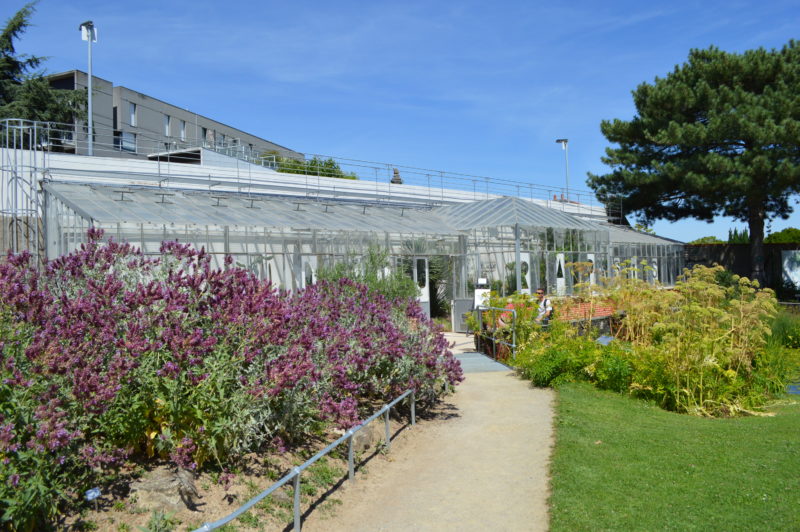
[0, 3, 84, 122]
[588, 42, 800, 284]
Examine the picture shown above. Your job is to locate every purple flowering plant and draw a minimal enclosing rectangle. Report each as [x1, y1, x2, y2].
[0, 230, 462, 528]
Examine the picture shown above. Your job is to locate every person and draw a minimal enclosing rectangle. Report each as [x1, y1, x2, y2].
[497, 298, 515, 328]
[535, 288, 553, 326]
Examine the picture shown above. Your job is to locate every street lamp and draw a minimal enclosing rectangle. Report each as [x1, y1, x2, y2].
[555, 138, 569, 201]
[79, 20, 97, 156]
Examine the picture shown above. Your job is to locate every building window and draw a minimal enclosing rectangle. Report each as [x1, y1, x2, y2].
[129, 102, 137, 127]
[114, 131, 136, 152]
[201, 127, 208, 144]
[180, 120, 186, 141]
[164, 114, 171, 136]
[121, 131, 136, 152]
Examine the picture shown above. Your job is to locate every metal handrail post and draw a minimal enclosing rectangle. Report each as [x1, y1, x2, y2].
[293, 467, 301, 531]
[475, 306, 517, 361]
[410, 391, 416, 425]
[384, 406, 391, 451]
[512, 311, 517, 360]
[347, 429, 355, 481]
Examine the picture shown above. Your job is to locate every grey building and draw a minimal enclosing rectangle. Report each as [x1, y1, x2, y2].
[47, 70, 302, 161]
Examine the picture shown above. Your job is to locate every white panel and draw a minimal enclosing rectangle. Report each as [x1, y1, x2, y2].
[556, 252, 566, 296]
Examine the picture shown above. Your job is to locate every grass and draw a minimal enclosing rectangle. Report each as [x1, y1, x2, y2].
[550, 383, 800, 531]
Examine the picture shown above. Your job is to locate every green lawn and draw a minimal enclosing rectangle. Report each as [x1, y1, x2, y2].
[550, 384, 800, 531]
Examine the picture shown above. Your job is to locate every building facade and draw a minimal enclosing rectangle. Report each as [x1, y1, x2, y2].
[47, 70, 302, 161]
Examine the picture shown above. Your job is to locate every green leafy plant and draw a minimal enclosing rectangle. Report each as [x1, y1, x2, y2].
[137, 510, 179, 532]
[769, 309, 800, 349]
[514, 264, 799, 417]
[317, 245, 418, 302]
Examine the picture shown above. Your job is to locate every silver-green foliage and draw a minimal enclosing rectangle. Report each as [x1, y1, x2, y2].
[316, 246, 419, 302]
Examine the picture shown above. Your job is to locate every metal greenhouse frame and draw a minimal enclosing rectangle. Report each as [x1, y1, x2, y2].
[2, 119, 684, 328]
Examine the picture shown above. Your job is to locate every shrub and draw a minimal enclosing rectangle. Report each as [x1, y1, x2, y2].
[0, 231, 462, 529]
[592, 350, 633, 393]
[764, 227, 800, 244]
[515, 321, 599, 387]
[514, 264, 799, 417]
[465, 291, 540, 345]
[769, 309, 800, 349]
[316, 245, 418, 302]
[688, 235, 724, 244]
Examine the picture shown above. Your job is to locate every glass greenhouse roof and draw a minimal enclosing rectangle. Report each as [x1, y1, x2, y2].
[44, 182, 680, 246]
[45, 182, 459, 235]
[435, 196, 601, 231]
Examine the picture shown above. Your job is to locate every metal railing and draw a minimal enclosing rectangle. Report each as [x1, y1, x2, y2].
[474, 306, 517, 361]
[193, 389, 416, 532]
[0, 119, 608, 215]
[305, 153, 609, 219]
[1, 118, 613, 263]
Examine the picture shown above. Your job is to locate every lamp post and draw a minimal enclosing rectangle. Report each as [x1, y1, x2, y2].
[555, 138, 569, 202]
[79, 20, 96, 156]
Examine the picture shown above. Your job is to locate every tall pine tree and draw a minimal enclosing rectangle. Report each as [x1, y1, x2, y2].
[0, 2, 84, 122]
[588, 42, 800, 284]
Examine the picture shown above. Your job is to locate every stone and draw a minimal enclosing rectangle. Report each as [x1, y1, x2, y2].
[352, 422, 383, 453]
[271, 487, 292, 505]
[130, 467, 200, 512]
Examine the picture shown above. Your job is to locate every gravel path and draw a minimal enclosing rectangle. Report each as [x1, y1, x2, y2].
[302, 333, 555, 532]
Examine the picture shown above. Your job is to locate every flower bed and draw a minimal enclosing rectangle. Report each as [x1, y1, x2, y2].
[0, 230, 463, 528]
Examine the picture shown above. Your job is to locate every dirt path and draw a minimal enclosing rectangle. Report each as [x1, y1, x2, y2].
[302, 334, 555, 532]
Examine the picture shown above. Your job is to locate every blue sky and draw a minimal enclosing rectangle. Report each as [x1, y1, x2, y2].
[6, 0, 800, 241]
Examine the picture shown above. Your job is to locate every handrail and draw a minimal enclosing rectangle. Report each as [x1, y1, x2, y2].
[474, 306, 517, 360]
[0, 118, 606, 216]
[193, 389, 416, 532]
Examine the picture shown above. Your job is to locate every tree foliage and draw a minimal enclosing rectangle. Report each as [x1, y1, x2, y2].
[588, 41, 800, 282]
[269, 154, 357, 180]
[688, 235, 724, 244]
[0, 2, 85, 122]
[728, 227, 750, 244]
[765, 226, 800, 244]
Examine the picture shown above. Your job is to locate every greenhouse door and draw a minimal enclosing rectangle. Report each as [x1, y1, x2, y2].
[413, 256, 431, 318]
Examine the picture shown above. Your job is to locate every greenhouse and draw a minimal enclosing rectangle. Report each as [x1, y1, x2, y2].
[2, 119, 685, 330]
[41, 182, 683, 325]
